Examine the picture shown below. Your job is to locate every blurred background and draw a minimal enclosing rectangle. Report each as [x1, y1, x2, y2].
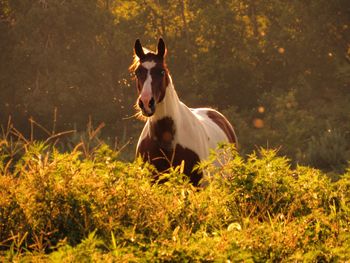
[0, 0, 349, 172]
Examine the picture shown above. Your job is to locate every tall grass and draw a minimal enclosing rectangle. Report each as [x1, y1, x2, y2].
[0, 125, 349, 261]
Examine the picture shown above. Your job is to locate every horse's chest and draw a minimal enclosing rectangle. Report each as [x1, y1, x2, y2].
[137, 117, 202, 185]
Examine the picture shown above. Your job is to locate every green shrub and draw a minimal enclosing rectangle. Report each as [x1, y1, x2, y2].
[0, 141, 349, 261]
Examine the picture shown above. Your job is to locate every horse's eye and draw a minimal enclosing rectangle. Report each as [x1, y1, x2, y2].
[161, 70, 165, 75]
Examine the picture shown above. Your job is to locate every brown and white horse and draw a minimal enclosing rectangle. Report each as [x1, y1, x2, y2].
[131, 38, 237, 186]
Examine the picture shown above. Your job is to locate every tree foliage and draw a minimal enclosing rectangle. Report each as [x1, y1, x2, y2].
[0, 0, 349, 169]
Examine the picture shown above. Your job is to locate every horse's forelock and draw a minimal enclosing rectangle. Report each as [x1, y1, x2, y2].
[129, 47, 155, 72]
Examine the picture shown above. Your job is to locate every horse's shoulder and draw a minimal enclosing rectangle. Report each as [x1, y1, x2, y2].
[136, 134, 152, 156]
[136, 121, 153, 152]
[137, 117, 175, 156]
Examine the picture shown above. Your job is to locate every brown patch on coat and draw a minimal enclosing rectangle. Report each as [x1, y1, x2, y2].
[137, 117, 202, 186]
[150, 117, 175, 151]
[206, 109, 238, 146]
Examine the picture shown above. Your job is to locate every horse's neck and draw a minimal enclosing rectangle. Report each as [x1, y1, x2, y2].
[150, 82, 183, 123]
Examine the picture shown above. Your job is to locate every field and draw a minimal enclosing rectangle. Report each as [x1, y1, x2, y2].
[1, 137, 349, 262]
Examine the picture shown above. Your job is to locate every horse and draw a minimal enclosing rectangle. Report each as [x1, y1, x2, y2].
[130, 38, 237, 186]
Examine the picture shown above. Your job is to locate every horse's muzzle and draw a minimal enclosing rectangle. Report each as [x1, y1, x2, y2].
[138, 97, 155, 117]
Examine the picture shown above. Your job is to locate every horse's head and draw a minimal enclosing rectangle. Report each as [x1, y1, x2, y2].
[131, 38, 169, 117]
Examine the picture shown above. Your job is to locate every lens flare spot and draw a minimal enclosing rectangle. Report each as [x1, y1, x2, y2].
[278, 47, 285, 54]
[258, 106, 265, 113]
[253, 118, 264, 129]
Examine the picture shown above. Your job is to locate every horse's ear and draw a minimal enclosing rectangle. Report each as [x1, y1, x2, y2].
[157, 38, 166, 58]
[134, 39, 145, 59]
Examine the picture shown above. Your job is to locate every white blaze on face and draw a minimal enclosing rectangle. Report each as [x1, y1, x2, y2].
[140, 61, 156, 113]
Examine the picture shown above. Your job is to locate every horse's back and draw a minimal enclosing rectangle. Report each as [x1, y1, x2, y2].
[191, 108, 237, 146]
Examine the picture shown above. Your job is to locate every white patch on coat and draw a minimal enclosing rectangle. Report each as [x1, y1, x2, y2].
[142, 61, 156, 70]
[140, 61, 156, 112]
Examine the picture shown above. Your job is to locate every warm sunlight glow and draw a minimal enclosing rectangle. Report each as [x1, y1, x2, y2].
[258, 106, 265, 113]
[278, 47, 285, 54]
[253, 118, 264, 128]
[0, 1, 349, 260]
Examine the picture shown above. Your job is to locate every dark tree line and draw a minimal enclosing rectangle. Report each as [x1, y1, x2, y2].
[0, 0, 349, 169]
